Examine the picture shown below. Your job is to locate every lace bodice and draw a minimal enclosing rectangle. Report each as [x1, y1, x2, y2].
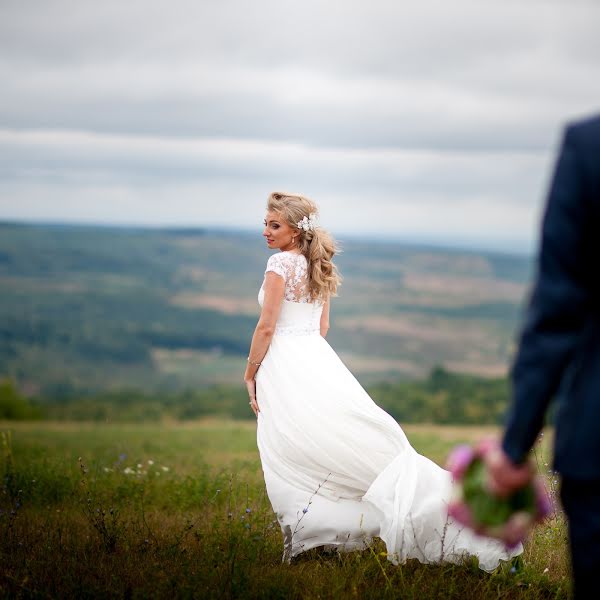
[264, 251, 312, 303]
[258, 251, 324, 336]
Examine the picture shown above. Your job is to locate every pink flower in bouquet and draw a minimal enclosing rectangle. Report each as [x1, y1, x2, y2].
[475, 437, 498, 457]
[447, 444, 474, 480]
[445, 439, 551, 548]
[447, 499, 475, 529]
[502, 512, 534, 548]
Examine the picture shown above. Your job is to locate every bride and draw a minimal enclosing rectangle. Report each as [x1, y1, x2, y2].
[243, 192, 522, 572]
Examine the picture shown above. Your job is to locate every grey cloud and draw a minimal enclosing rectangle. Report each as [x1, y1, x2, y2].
[0, 0, 599, 251]
[1, 1, 599, 151]
[0, 129, 550, 201]
[0, 62, 591, 152]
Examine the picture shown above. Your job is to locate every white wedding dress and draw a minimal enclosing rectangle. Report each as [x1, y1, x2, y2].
[255, 250, 522, 572]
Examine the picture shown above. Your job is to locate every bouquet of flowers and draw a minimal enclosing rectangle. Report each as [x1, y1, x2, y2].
[446, 439, 551, 548]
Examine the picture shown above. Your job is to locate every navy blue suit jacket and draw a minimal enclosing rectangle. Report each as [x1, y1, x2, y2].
[502, 113, 600, 479]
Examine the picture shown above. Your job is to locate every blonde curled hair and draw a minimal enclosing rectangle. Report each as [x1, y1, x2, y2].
[267, 191, 342, 301]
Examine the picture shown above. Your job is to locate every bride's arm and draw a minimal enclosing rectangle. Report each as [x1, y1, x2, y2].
[320, 297, 330, 338]
[244, 272, 285, 381]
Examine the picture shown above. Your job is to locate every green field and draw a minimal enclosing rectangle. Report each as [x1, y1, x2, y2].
[0, 420, 570, 598]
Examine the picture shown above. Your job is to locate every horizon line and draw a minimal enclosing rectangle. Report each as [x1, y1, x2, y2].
[0, 218, 535, 258]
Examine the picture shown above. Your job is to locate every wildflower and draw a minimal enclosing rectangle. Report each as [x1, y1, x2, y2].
[543, 567, 549, 574]
[147, 459, 154, 465]
[510, 566, 517, 574]
[216, 489, 221, 493]
[137, 463, 143, 468]
[302, 508, 308, 514]
[245, 508, 251, 513]
[161, 466, 169, 472]
[118, 453, 127, 461]
[123, 467, 135, 475]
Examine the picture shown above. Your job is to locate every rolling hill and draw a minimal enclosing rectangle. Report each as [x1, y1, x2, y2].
[0, 221, 533, 398]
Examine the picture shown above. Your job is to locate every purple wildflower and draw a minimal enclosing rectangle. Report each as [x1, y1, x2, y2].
[533, 478, 552, 518]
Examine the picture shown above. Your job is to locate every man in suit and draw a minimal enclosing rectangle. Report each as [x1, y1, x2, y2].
[485, 113, 600, 599]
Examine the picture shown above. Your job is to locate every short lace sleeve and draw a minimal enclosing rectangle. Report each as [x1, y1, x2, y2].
[265, 253, 288, 281]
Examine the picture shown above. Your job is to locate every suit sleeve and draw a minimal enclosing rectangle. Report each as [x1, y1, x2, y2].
[502, 125, 589, 464]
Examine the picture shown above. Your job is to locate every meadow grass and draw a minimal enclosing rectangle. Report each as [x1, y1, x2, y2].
[0, 420, 570, 599]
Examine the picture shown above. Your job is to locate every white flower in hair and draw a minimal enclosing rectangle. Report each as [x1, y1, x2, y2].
[297, 212, 318, 231]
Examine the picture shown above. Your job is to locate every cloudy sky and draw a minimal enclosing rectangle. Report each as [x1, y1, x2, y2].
[1, 0, 599, 253]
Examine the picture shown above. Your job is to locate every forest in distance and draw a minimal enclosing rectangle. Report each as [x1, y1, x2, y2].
[0, 221, 536, 424]
[2, 366, 551, 426]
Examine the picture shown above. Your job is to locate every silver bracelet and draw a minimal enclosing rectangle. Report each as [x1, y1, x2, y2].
[247, 356, 262, 366]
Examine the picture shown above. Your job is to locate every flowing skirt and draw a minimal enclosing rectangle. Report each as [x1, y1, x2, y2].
[255, 333, 522, 572]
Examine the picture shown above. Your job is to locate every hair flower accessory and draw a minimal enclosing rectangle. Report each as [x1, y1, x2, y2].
[297, 213, 318, 231]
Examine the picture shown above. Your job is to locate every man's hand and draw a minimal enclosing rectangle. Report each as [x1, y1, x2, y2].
[484, 442, 534, 498]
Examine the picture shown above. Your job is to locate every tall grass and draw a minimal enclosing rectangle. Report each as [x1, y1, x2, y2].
[0, 421, 570, 598]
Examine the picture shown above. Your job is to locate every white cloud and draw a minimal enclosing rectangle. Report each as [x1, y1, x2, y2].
[0, 0, 599, 252]
[0, 127, 552, 252]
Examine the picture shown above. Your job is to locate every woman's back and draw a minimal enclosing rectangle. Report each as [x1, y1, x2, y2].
[258, 251, 324, 336]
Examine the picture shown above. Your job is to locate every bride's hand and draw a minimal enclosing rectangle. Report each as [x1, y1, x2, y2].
[245, 378, 259, 417]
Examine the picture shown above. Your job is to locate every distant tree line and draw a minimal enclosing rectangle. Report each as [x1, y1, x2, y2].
[0, 367, 556, 426]
[0, 379, 44, 420]
[369, 367, 510, 424]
